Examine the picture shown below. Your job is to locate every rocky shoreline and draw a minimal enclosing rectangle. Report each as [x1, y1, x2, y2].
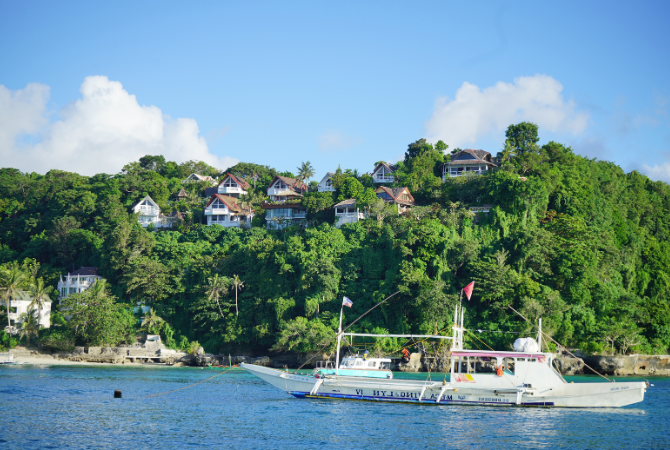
[8, 346, 670, 377]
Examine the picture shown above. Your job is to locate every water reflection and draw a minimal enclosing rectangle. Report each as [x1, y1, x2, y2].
[0, 365, 667, 449]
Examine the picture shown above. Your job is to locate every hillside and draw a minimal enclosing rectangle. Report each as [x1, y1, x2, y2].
[1, 123, 669, 356]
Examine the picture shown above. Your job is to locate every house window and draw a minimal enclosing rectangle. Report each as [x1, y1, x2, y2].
[268, 208, 292, 218]
[223, 178, 238, 188]
[377, 192, 393, 200]
[211, 199, 226, 209]
[273, 181, 288, 190]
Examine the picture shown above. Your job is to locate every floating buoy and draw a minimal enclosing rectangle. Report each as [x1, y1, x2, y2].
[114, 390, 122, 398]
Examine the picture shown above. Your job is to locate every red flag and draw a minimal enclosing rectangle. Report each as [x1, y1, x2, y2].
[463, 281, 474, 300]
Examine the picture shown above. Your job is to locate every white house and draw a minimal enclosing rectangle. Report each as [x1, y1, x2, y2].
[262, 175, 308, 229]
[57, 267, 104, 302]
[317, 172, 335, 192]
[182, 173, 217, 185]
[204, 193, 253, 227]
[371, 162, 397, 184]
[7, 299, 51, 331]
[216, 173, 249, 198]
[333, 199, 367, 228]
[374, 186, 415, 213]
[442, 149, 497, 180]
[132, 195, 172, 228]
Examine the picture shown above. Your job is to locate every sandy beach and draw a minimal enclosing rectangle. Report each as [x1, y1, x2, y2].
[10, 354, 173, 367]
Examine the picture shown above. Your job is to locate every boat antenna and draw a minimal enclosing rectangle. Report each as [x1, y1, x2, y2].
[294, 290, 401, 373]
[508, 305, 612, 382]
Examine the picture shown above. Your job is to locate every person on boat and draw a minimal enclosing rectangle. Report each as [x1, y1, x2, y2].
[401, 348, 410, 363]
[363, 350, 369, 360]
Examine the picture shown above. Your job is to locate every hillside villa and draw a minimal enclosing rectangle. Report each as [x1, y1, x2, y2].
[374, 186, 415, 213]
[371, 162, 397, 184]
[442, 149, 497, 180]
[262, 175, 307, 229]
[204, 193, 253, 227]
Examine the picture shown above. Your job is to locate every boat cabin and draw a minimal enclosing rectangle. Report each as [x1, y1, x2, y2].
[315, 357, 393, 379]
[449, 350, 565, 391]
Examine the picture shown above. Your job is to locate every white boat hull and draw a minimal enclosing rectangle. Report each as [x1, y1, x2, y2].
[241, 363, 646, 408]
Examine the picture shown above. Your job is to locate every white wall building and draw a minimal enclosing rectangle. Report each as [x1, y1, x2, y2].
[204, 194, 253, 227]
[57, 267, 104, 303]
[333, 199, 366, 228]
[371, 162, 397, 184]
[132, 195, 172, 228]
[182, 173, 217, 185]
[7, 299, 51, 330]
[442, 149, 497, 180]
[216, 173, 249, 198]
[317, 172, 335, 192]
[262, 176, 308, 229]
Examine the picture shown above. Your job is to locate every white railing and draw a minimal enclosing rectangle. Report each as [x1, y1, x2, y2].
[205, 207, 228, 215]
[373, 176, 394, 183]
[137, 206, 160, 215]
[218, 186, 245, 195]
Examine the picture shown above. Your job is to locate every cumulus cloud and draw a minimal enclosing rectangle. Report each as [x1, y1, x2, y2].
[317, 129, 362, 152]
[642, 151, 670, 183]
[424, 75, 589, 148]
[0, 76, 237, 175]
[0, 82, 50, 150]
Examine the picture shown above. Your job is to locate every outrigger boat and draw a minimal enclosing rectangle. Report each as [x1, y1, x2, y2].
[243, 304, 648, 407]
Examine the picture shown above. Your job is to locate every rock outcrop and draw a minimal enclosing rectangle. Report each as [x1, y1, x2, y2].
[554, 357, 585, 375]
[584, 354, 670, 376]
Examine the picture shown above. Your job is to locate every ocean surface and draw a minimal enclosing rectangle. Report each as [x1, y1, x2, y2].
[0, 364, 668, 449]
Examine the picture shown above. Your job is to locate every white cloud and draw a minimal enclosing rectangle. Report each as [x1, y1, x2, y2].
[0, 82, 50, 150]
[642, 151, 670, 183]
[317, 129, 362, 152]
[0, 76, 238, 175]
[642, 163, 670, 183]
[424, 75, 589, 148]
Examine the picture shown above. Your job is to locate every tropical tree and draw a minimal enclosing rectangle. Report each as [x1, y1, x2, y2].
[296, 161, 315, 184]
[230, 274, 244, 316]
[141, 308, 165, 334]
[0, 263, 30, 328]
[61, 283, 135, 347]
[28, 277, 52, 313]
[206, 274, 230, 319]
[19, 309, 40, 347]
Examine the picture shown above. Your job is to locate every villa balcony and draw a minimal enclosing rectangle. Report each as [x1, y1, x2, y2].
[136, 206, 160, 216]
[204, 207, 229, 216]
[373, 176, 394, 183]
[218, 186, 246, 196]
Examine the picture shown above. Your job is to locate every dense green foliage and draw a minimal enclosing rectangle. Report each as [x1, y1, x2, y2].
[1, 124, 669, 356]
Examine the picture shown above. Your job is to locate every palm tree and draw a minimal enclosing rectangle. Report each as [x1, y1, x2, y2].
[296, 161, 315, 184]
[89, 278, 109, 299]
[28, 278, 51, 314]
[230, 274, 244, 316]
[238, 189, 266, 227]
[0, 263, 30, 328]
[206, 274, 230, 319]
[141, 308, 164, 334]
[19, 309, 40, 347]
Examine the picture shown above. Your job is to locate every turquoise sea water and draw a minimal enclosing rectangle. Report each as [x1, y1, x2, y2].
[0, 364, 668, 449]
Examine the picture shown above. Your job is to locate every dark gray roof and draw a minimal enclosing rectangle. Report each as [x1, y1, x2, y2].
[446, 149, 497, 167]
[70, 267, 101, 276]
[334, 199, 357, 208]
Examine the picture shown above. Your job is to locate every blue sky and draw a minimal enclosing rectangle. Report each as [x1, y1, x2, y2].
[1, 1, 669, 181]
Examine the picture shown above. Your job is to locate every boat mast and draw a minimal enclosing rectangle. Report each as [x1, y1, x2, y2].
[537, 318, 542, 352]
[335, 304, 343, 375]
